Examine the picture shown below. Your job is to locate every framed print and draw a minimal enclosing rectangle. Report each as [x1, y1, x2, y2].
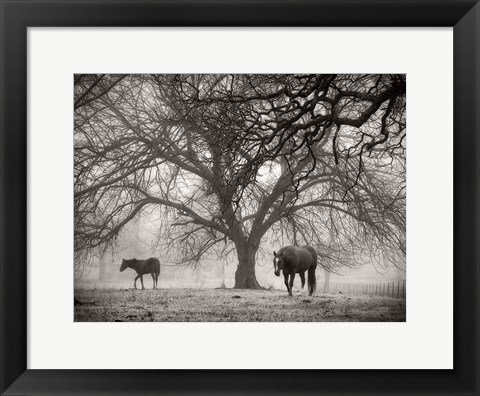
[1, 0, 479, 395]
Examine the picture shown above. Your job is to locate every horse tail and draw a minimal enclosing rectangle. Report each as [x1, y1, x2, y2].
[307, 266, 316, 295]
[155, 259, 161, 282]
[304, 246, 318, 295]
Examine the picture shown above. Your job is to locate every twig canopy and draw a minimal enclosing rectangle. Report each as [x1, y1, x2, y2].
[74, 74, 406, 287]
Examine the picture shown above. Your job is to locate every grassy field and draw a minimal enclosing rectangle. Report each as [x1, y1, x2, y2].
[74, 288, 406, 322]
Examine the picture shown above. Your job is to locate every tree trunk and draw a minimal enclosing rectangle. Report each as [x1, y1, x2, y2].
[98, 247, 108, 281]
[323, 268, 330, 293]
[233, 244, 262, 289]
[99, 259, 106, 281]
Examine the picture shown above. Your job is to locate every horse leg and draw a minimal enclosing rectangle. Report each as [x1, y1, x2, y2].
[289, 273, 296, 297]
[151, 272, 155, 289]
[134, 275, 140, 290]
[299, 272, 306, 289]
[283, 272, 290, 296]
[140, 275, 145, 290]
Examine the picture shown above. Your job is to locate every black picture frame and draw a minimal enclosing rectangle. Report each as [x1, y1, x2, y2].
[1, 1, 478, 395]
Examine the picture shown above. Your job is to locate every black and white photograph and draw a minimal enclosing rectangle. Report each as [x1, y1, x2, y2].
[74, 74, 406, 322]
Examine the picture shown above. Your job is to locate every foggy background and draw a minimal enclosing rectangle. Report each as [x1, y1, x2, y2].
[75, 211, 405, 292]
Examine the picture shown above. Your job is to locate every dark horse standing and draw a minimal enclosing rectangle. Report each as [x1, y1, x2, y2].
[273, 245, 317, 297]
[119, 258, 160, 290]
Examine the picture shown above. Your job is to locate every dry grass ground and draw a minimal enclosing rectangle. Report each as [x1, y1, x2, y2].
[74, 288, 405, 322]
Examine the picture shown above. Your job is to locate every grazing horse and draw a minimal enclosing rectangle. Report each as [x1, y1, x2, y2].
[273, 245, 317, 297]
[119, 258, 160, 290]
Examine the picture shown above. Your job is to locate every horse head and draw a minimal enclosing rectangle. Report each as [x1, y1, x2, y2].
[119, 259, 129, 272]
[273, 251, 283, 277]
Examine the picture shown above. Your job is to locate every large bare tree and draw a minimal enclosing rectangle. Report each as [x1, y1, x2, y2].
[74, 74, 406, 288]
